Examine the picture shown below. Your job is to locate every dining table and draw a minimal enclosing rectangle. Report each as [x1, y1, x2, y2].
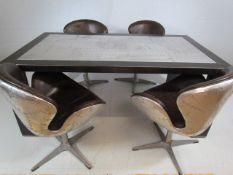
[1, 32, 231, 137]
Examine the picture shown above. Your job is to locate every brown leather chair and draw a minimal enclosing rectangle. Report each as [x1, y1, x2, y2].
[0, 63, 105, 171]
[64, 19, 108, 88]
[64, 19, 108, 34]
[115, 20, 165, 93]
[131, 70, 233, 175]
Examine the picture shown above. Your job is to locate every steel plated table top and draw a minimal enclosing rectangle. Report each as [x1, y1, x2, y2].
[18, 34, 215, 63]
[1, 33, 230, 74]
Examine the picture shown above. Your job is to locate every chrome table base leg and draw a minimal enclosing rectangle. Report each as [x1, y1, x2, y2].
[115, 73, 156, 94]
[31, 126, 94, 172]
[132, 123, 199, 175]
[81, 73, 108, 89]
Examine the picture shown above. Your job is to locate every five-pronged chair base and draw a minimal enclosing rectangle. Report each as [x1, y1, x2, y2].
[115, 73, 156, 93]
[80, 73, 108, 89]
[31, 126, 94, 172]
[132, 123, 198, 175]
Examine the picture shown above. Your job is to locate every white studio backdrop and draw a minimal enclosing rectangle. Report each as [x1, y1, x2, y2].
[0, 0, 232, 64]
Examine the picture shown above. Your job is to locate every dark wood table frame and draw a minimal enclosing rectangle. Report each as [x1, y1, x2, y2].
[1, 32, 231, 137]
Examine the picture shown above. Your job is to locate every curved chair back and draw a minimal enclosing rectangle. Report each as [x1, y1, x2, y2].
[63, 19, 108, 34]
[128, 20, 165, 35]
[176, 70, 233, 136]
[132, 69, 233, 136]
[0, 63, 57, 136]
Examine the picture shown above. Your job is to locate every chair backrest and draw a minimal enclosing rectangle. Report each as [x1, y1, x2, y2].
[128, 20, 165, 35]
[63, 19, 108, 34]
[176, 69, 233, 136]
[0, 63, 57, 136]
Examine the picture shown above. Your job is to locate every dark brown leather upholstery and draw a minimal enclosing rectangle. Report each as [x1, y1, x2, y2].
[32, 72, 105, 130]
[0, 63, 53, 104]
[128, 20, 165, 35]
[63, 19, 108, 34]
[0, 63, 28, 87]
[135, 75, 206, 128]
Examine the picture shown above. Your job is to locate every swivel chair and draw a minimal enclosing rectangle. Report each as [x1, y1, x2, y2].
[0, 63, 105, 171]
[131, 70, 233, 174]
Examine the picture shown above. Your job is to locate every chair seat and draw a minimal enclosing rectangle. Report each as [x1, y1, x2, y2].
[32, 72, 104, 130]
[139, 74, 206, 128]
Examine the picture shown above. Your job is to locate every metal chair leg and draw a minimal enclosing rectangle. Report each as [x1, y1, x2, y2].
[132, 141, 165, 151]
[132, 73, 137, 94]
[132, 123, 199, 175]
[31, 145, 64, 172]
[68, 145, 92, 169]
[153, 122, 166, 140]
[115, 74, 156, 85]
[171, 140, 199, 147]
[115, 73, 156, 93]
[81, 73, 108, 89]
[83, 73, 90, 89]
[69, 126, 94, 145]
[31, 126, 94, 172]
[166, 146, 183, 175]
[114, 77, 137, 83]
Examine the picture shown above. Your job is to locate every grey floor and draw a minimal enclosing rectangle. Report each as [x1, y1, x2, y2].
[0, 73, 233, 175]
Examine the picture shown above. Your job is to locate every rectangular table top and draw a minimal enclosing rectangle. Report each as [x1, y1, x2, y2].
[19, 34, 214, 64]
[2, 33, 230, 74]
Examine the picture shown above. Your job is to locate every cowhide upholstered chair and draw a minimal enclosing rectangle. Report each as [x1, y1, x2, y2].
[115, 20, 165, 93]
[64, 19, 108, 88]
[0, 63, 105, 171]
[131, 70, 233, 175]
